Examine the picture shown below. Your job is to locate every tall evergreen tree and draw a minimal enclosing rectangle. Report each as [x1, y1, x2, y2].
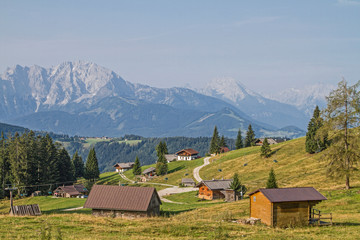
[156, 141, 168, 157]
[72, 151, 84, 179]
[305, 106, 327, 153]
[156, 154, 168, 176]
[85, 148, 100, 182]
[209, 126, 220, 154]
[244, 124, 255, 147]
[266, 168, 278, 188]
[58, 148, 75, 182]
[235, 129, 243, 150]
[219, 135, 227, 148]
[0, 132, 9, 198]
[133, 156, 142, 175]
[229, 173, 247, 199]
[260, 138, 271, 158]
[322, 79, 360, 189]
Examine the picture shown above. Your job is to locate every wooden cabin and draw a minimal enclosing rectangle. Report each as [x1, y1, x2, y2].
[53, 184, 88, 198]
[196, 179, 232, 200]
[84, 185, 161, 218]
[219, 147, 230, 153]
[175, 149, 199, 161]
[181, 178, 196, 187]
[255, 138, 278, 146]
[165, 154, 177, 163]
[114, 162, 135, 172]
[249, 187, 328, 227]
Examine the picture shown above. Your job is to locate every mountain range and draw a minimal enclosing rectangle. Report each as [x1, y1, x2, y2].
[0, 61, 326, 138]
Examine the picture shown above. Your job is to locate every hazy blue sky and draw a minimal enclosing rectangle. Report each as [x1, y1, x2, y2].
[1, 0, 359, 93]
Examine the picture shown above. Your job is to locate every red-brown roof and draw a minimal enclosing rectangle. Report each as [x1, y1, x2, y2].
[84, 185, 161, 211]
[249, 187, 327, 203]
[175, 148, 199, 155]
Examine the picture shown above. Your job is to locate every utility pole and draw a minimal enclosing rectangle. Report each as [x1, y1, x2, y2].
[5, 185, 18, 215]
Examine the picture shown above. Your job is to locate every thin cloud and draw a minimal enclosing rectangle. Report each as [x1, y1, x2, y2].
[234, 16, 281, 26]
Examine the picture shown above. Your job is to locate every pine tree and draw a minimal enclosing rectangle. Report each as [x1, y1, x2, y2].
[219, 135, 227, 148]
[58, 148, 75, 182]
[260, 138, 271, 158]
[72, 151, 84, 179]
[155, 142, 168, 176]
[133, 156, 142, 176]
[322, 79, 360, 189]
[245, 124, 255, 147]
[305, 106, 327, 153]
[229, 173, 247, 199]
[209, 126, 220, 154]
[266, 168, 278, 188]
[156, 154, 168, 176]
[0, 132, 9, 198]
[85, 148, 100, 182]
[235, 129, 243, 149]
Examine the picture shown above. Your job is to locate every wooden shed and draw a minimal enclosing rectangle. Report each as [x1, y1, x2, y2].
[249, 187, 328, 227]
[84, 185, 161, 218]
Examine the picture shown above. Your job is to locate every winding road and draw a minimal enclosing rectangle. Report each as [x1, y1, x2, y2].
[193, 157, 211, 182]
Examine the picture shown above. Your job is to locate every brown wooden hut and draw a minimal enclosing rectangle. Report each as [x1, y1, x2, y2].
[196, 179, 232, 200]
[84, 185, 161, 218]
[176, 149, 199, 161]
[249, 187, 328, 227]
[53, 184, 88, 198]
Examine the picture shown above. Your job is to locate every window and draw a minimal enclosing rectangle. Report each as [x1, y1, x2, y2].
[253, 196, 256, 202]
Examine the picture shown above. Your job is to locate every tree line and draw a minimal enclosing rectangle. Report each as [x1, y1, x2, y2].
[0, 131, 100, 198]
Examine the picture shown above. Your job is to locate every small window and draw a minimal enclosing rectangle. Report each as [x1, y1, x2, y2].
[253, 196, 256, 202]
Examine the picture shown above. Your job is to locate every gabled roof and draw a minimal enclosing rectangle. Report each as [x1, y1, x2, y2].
[165, 154, 177, 162]
[142, 167, 156, 175]
[256, 138, 278, 145]
[249, 187, 327, 203]
[182, 178, 195, 184]
[175, 148, 199, 155]
[84, 185, 161, 211]
[196, 179, 232, 190]
[56, 184, 87, 196]
[114, 162, 135, 169]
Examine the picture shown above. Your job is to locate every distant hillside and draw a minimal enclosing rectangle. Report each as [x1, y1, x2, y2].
[128, 137, 359, 191]
[0, 122, 28, 136]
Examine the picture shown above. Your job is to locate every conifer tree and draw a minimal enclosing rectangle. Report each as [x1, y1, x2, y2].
[72, 151, 84, 179]
[0, 132, 9, 198]
[260, 138, 271, 158]
[133, 156, 142, 176]
[266, 168, 278, 188]
[85, 148, 100, 182]
[235, 129, 243, 150]
[156, 154, 168, 176]
[155, 142, 168, 175]
[58, 148, 75, 182]
[322, 79, 360, 189]
[305, 106, 327, 153]
[209, 126, 220, 154]
[219, 135, 227, 148]
[230, 173, 247, 199]
[244, 124, 255, 147]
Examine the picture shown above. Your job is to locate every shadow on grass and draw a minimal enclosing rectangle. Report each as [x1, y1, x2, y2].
[168, 165, 185, 174]
[161, 209, 195, 217]
[269, 148, 282, 157]
[333, 222, 360, 226]
[42, 208, 92, 215]
[97, 173, 119, 184]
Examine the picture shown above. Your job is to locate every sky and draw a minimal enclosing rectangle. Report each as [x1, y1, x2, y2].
[1, 0, 360, 93]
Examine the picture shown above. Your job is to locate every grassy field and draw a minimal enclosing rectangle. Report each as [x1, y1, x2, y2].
[0, 187, 359, 239]
[1, 137, 360, 239]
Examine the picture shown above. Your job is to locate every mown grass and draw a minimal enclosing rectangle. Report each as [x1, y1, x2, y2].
[0, 187, 359, 239]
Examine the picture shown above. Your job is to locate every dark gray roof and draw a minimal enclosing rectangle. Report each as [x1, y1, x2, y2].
[196, 179, 232, 190]
[249, 187, 327, 203]
[142, 167, 156, 175]
[114, 162, 135, 169]
[84, 185, 161, 211]
[56, 184, 87, 196]
[182, 178, 195, 184]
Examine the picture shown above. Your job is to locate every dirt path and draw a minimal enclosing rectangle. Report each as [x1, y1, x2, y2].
[158, 187, 198, 204]
[193, 157, 210, 182]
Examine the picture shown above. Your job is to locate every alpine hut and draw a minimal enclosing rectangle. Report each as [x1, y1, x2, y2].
[84, 185, 161, 218]
[249, 187, 329, 227]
